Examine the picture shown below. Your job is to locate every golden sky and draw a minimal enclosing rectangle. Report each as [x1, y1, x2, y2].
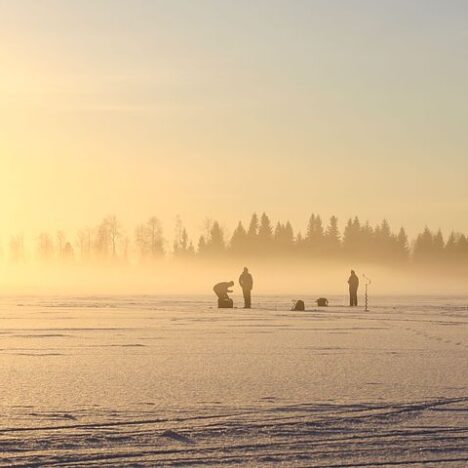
[1, 1, 467, 241]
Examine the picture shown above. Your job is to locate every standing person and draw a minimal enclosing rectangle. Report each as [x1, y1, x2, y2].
[348, 270, 359, 307]
[239, 267, 253, 309]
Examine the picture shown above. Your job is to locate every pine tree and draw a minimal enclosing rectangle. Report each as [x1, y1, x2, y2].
[457, 234, 468, 262]
[246, 213, 259, 254]
[230, 221, 247, 256]
[305, 213, 324, 255]
[247, 213, 259, 238]
[205, 221, 225, 256]
[433, 230, 445, 259]
[258, 213, 273, 254]
[413, 227, 433, 262]
[361, 221, 374, 260]
[445, 232, 459, 262]
[174, 228, 192, 258]
[305, 214, 316, 246]
[324, 216, 341, 254]
[295, 232, 304, 255]
[284, 221, 294, 247]
[342, 218, 355, 253]
[396, 227, 409, 261]
[373, 219, 393, 260]
[258, 213, 273, 241]
[342, 216, 362, 257]
[197, 235, 207, 256]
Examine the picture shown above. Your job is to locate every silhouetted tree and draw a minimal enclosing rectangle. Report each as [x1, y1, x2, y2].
[396, 227, 409, 261]
[360, 221, 374, 260]
[230, 221, 248, 256]
[6, 211, 468, 267]
[274, 221, 294, 255]
[62, 242, 74, 262]
[432, 230, 445, 261]
[295, 231, 304, 255]
[247, 213, 259, 238]
[95, 219, 112, 259]
[9, 235, 25, 263]
[205, 221, 225, 256]
[197, 235, 207, 256]
[258, 213, 273, 254]
[445, 232, 468, 264]
[91, 216, 123, 260]
[246, 213, 259, 254]
[56, 231, 66, 258]
[135, 216, 164, 259]
[107, 216, 121, 258]
[274, 222, 283, 244]
[445, 232, 457, 260]
[174, 228, 190, 256]
[342, 217, 362, 256]
[54, 231, 75, 262]
[37, 233, 54, 262]
[76, 229, 92, 262]
[413, 227, 434, 262]
[305, 214, 324, 256]
[284, 221, 294, 247]
[258, 213, 273, 239]
[373, 219, 393, 260]
[173, 217, 193, 258]
[324, 216, 341, 254]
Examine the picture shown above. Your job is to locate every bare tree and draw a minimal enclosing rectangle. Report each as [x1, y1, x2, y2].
[9, 235, 25, 263]
[106, 216, 121, 258]
[56, 231, 66, 258]
[76, 228, 92, 262]
[37, 232, 54, 262]
[135, 216, 164, 259]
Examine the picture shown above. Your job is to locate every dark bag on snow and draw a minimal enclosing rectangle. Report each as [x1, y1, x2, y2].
[292, 300, 305, 311]
[218, 297, 234, 309]
[316, 297, 329, 307]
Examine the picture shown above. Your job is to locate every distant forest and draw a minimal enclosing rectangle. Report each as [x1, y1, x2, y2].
[4, 213, 468, 266]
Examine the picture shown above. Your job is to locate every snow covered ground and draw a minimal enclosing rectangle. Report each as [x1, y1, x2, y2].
[0, 295, 467, 466]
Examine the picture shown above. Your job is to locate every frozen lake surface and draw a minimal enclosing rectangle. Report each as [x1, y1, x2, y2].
[0, 295, 467, 466]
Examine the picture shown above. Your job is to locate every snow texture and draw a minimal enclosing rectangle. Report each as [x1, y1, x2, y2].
[0, 295, 466, 466]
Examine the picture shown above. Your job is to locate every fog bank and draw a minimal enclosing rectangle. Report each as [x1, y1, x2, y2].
[1, 260, 467, 297]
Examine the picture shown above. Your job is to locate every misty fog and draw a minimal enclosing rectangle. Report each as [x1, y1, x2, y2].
[1, 259, 467, 297]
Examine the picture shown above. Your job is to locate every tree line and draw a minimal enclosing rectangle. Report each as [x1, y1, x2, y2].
[2, 213, 468, 266]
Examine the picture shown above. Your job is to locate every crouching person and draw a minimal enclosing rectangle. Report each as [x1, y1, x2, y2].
[213, 281, 234, 308]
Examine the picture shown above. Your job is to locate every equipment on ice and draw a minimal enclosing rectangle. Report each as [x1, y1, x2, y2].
[316, 297, 329, 307]
[218, 297, 234, 309]
[363, 274, 372, 311]
[292, 300, 305, 311]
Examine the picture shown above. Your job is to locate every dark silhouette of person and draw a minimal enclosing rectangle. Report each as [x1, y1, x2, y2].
[213, 281, 234, 308]
[239, 267, 253, 308]
[348, 270, 359, 307]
